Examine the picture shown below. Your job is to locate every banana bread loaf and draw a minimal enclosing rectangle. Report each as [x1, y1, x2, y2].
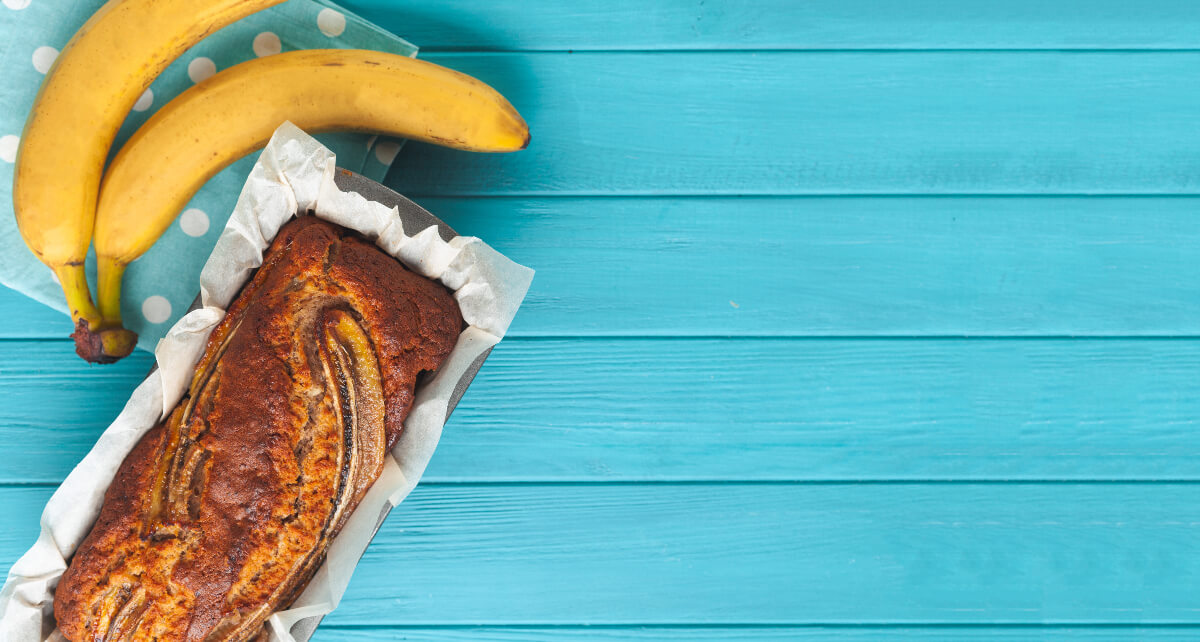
[54, 216, 462, 641]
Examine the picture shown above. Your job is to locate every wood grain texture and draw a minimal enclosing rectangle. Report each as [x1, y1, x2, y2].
[8, 337, 1200, 483]
[5, 483, 1200, 625]
[294, 482, 1200, 624]
[424, 195, 1200, 337]
[0, 288, 73, 338]
[341, 0, 1200, 51]
[7, 1, 1200, 635]
[387, 52, 1200, 196]
[11, 196, 1200, 338]
[311, 627, 1200, 641]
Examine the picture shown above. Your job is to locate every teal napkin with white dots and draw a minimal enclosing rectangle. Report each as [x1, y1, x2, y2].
[0, 0, 415, 351]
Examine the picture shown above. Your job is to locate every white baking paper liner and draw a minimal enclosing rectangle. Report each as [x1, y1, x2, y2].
[0, 122, 534, 641]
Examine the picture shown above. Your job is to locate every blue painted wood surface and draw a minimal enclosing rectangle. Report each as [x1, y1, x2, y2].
[4, 1, 1200, 640]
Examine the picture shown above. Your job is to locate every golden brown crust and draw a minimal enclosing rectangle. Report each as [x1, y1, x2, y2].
[55, 217, 461, 641]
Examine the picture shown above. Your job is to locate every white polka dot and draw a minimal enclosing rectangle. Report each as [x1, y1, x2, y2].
[32, 46, 57, 74]
[187, 57, 216, 83]
[179, 208, 210, 237]
[0, 135, 17, 163]
[142, 296, 172, 324]
[317, 8, 345, 37]
[252, 31, 281, 57]
[131, 88, 153, 112]
[3, 0, 32, 10]
[374, 140, 401, 165]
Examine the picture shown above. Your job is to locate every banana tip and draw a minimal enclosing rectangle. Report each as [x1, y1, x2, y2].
[71, 320, 138, 364]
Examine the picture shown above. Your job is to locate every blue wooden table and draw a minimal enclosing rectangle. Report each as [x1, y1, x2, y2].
[6, 1, 1200, 639]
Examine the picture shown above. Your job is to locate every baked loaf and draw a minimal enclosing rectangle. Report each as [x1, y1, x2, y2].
[54, 217, 462, 641]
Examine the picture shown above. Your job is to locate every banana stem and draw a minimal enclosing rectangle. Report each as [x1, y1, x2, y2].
[97, 256, 127, 325]
[54, 262, 138, 364]
[53, 263, 103, 328]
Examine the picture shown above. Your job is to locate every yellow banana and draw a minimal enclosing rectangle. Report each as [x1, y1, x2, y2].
[14, 0, 284, 363]
[94, 48, 528, 332]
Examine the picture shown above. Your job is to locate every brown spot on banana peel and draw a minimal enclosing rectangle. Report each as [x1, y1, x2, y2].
[427, 134, 467, 147]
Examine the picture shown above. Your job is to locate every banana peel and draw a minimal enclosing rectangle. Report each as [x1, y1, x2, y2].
[12, 0, 284, 365]
[92, 50, 528, 353]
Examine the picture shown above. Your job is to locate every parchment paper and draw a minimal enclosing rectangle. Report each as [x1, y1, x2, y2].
[0, 122, 534, 641]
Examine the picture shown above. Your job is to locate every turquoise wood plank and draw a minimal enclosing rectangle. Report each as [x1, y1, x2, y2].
[313, 626, 1200, 641]
[343, 0, 1200, 51]
[11, 195, 1200, 338]
[0, 341, 151, 484]
[316, 482, 1200, 624]
[9, 337, 1200, 483]
[423, 195, 1200, 337]
[0, 288, 72, 338]
[5, 484, 1200, 624]
[389, 52, 1200, 196]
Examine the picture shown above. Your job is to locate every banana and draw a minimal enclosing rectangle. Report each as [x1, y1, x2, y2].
[94, 48, 528, 334]
[14, 0, 284, 363]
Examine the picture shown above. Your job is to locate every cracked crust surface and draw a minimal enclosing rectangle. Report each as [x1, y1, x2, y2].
[54, 217, 462, 641]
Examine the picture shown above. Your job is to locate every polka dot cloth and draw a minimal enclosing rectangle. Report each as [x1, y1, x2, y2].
[31, 46, 56, 73]
[179, 208, 210, 237]
[131, 89, 153, 112]
[374, 140, 401, 165]
[317, 9, 346, 37]
[253, 31, 282, 57]
[187, 56, 216, 83]
[0, 135, 17, 163]
[141, 295, 172, 324]
[0, 0, 418, 350]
